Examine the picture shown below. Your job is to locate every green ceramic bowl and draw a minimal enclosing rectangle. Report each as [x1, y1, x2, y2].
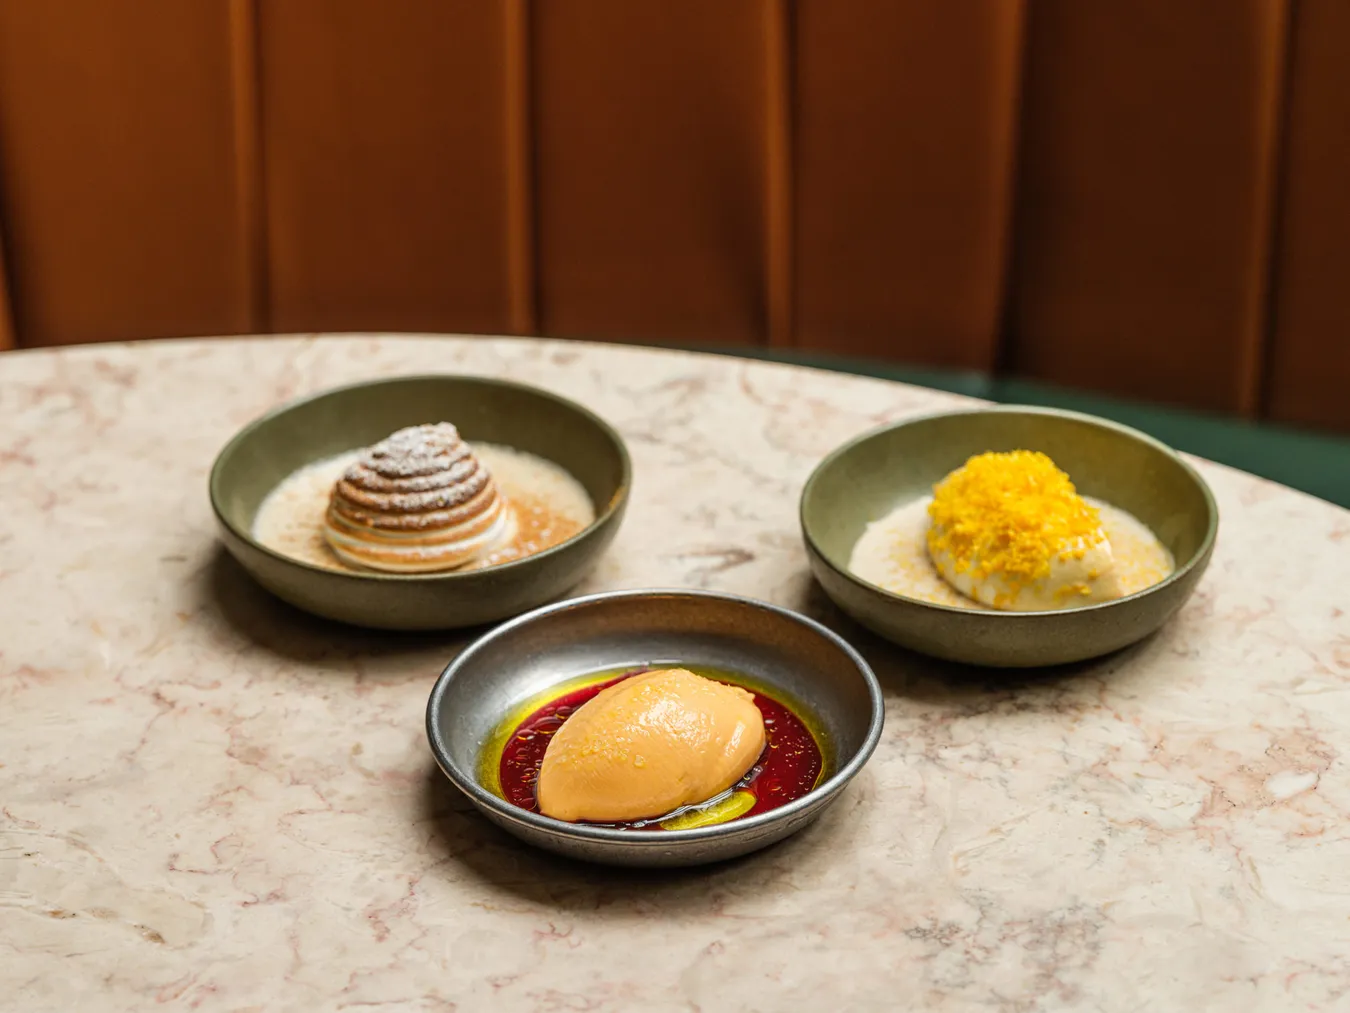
[800, 406, 1218, 667]
[210, 375, 630, 630]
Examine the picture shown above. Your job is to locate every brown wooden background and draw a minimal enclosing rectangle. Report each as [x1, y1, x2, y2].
[0, 1, 1346, 432]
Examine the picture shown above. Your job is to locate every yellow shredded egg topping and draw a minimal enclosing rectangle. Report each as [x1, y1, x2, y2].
[926, 450, 1105, 591]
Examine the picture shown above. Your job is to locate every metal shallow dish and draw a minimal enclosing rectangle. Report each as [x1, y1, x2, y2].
[209, 374, 630, 630]
[801, 406, 1219, 668]
[426, 589, 885, 867]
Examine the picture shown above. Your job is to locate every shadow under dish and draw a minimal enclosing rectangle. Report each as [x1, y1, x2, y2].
[478, 665, 827, 832]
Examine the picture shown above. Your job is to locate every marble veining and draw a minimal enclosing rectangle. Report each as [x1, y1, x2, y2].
[2, 334, 1349, 1012]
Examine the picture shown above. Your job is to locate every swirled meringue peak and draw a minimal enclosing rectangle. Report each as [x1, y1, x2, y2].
[323, 423, 516, 573]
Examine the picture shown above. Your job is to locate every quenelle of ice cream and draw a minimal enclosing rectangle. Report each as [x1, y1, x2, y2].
[536, 668, 767, 823]
[925, 450, 1124, 611]
[323, 423, 516, 573]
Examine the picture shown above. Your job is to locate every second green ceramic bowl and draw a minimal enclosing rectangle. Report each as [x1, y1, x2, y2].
[210, 374, 630, 630]
[800, 406, 1218, 667]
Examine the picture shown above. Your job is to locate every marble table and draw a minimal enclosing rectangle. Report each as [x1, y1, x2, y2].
[4, 334, 1349, 1013]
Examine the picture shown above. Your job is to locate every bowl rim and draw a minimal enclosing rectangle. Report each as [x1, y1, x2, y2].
[207, 372, 632, 583]
[799, 404, 1220, 619]
[425, 588, 886, 848]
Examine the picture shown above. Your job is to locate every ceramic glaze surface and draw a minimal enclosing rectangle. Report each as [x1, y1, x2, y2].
[3, 334, 1349, 1012]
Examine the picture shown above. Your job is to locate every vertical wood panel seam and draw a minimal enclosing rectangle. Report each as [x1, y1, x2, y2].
[765, 0, 794, 347]
[0, 228, 15, 349]
[505, 0, 537, 335]
[1252, 0, 1300, 420]
[228, 0, 268, 334]
[993, 0, 1034, 378]
[0, 106, 17, 348]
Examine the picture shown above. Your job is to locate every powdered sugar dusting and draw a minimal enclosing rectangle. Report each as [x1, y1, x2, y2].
[360, 422, 468, 479]
[333, 423, 493, 525]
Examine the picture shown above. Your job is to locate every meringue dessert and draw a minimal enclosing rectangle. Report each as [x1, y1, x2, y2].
[321, 423, 513, 572]
[848, 450, 1174, 612]
[252, 423, 594, 574]
[535, 668, 767, 824]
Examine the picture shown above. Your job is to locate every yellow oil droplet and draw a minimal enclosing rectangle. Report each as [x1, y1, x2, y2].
[634, 755, 646, 768]
[659, 791, 756, 831]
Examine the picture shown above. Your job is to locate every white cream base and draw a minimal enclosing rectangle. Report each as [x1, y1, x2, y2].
[849, 496, 1173, 611]
[928, 532, 1123, 611]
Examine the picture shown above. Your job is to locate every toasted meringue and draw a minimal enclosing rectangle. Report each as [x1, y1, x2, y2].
[323, 423, 515, 573]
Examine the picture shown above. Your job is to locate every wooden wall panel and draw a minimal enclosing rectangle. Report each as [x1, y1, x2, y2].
[0, 3, 1347, 434]
[1008, 1, 1288, 415]
[1265, 1, 1350, 432]
[794, 0, 1023, 370]
[533, 0, 773, 344]
[0, 1, 251, 347]
[259, 1, 518, 335]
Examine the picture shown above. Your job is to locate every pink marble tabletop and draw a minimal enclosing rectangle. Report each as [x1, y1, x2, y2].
[3, 334, 1349, 1012]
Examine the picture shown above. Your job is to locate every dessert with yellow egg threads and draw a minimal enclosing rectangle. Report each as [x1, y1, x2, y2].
[926, 450, 1123, 611]
[847, 448, 1174, 612]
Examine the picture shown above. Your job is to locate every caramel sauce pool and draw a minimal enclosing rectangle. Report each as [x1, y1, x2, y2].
[483, 666, 828, 832]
